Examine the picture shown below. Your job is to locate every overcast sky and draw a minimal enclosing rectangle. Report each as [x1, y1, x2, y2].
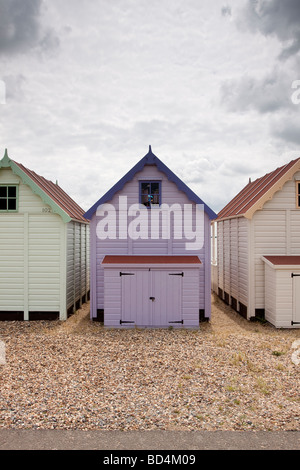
[0, 0, 300, 213]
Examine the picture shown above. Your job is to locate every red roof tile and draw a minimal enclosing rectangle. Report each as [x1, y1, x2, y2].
[217, 157, 300, 220]
[14, 161, 88, 223]
[263, 256, 300, 266]
[102, 255, 202, 264]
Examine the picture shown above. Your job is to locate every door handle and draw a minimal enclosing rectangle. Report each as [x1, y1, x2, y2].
[149, 297, 155, 301]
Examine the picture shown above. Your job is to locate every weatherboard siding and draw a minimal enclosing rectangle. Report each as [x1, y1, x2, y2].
[0, 214, 25, 310]
[264, 263, 277, 326]
[28, 214, 62, 312]
[251, 172, 300, 312]
[217, 221, 224, 293]
[0, 165, 89, 320]
[103, 266, 200, 327]
[290, 210, 300, 253]
[264, 263, 299, 328]
[215, 216, 248, 312]
[238, 217, 248, 306]
[252, 210, 286, 309]
[67, 222, 90, 311]
[91, 164, 209, 319]
[216, 159, 300, 327]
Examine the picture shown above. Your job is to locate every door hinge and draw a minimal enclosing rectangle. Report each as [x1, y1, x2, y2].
[149, 296, 155, 301]
[169, 272, 184, 277]
[120, 272, 135, 276]
[291, 273, 300, 277]
[291, 321, 300, 325]
[169, 320, 184, 324]
[120, 320, 135, 324]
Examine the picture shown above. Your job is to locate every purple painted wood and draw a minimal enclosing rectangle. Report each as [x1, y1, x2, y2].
[84, 146, 217, 220]
[87, 149, 215, 326]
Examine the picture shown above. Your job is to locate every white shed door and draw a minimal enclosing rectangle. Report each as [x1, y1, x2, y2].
[292, 274, 300, 326]
[121, 270, 183, 326]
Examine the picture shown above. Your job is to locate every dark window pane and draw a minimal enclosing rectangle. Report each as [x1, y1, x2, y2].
[8, 186, 16, 197]
[0, 199, 7, 210]
[140, 181, 160, 206]
[0, 187, 7, 198]
[151, 182, 159, 194]
[141, 194, 149, 206]
[141, 182, 150, 193]
[8, 198, 16, 210]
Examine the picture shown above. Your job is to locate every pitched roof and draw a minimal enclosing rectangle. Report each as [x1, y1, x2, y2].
[217, 157, 300, 221]
[84, 146, 217, 220]
[262, 255, 300, 266]
[0, 149, 88, 223]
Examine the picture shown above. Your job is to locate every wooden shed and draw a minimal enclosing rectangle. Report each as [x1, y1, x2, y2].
[0, 149, 90, 321]
[84, 146, 217, 328]
[262, 256, 300, 328]
[212, 156, 300, 328]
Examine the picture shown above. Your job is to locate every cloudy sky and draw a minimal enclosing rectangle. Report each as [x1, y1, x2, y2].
[0, 0, 300, 214]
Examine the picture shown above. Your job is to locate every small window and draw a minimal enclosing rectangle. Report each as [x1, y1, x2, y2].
[297, 182, 300, 208]
[0, 185, 18, 212]
[140, 181, 161, 207]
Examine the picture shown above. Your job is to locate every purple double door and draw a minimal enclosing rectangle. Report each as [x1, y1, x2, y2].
[121, 269, 183, 327]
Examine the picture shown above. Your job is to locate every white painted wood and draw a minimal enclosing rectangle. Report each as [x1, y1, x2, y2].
[59, 221, 67, 320]
[23, 213, 29, 320]
[0, 166, 89, 320]
[238, 217, 248, 307]
[216, 166, 300, 327]
[293, 275, 300, 326]
[264, 263, 277, 326]
[215, 217, 249, 312]
[28, 214, 62, 311]
[66, 221, 90, 314]
[263, 258, 300, 328]
[0, 214, 24, 309]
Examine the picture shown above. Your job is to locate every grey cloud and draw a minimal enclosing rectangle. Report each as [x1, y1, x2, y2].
[3, 74, 26, 101]
[220, 69, 295, 114]
[0, 0, 59, 55]
[239, 0, 300, 59]
[272, 121, 300, 145]
[221, 5, 232, 17]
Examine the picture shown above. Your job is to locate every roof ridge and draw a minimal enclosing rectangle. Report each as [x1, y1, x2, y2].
[84, 147, 217, 220]
[11, 159, 88, 223]
[217, 156, 300, 220]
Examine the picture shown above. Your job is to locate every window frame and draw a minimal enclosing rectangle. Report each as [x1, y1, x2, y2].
[139, 180, 161, 208]
[296, 182, 300, 208]
[0, 185, 19, 213]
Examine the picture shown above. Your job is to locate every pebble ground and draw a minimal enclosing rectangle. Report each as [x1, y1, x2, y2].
[0, 294, 299, 431]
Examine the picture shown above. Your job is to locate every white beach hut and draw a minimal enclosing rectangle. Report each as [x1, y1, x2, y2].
[0, 149, 90, 321]
[212, 156, 300, 328]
